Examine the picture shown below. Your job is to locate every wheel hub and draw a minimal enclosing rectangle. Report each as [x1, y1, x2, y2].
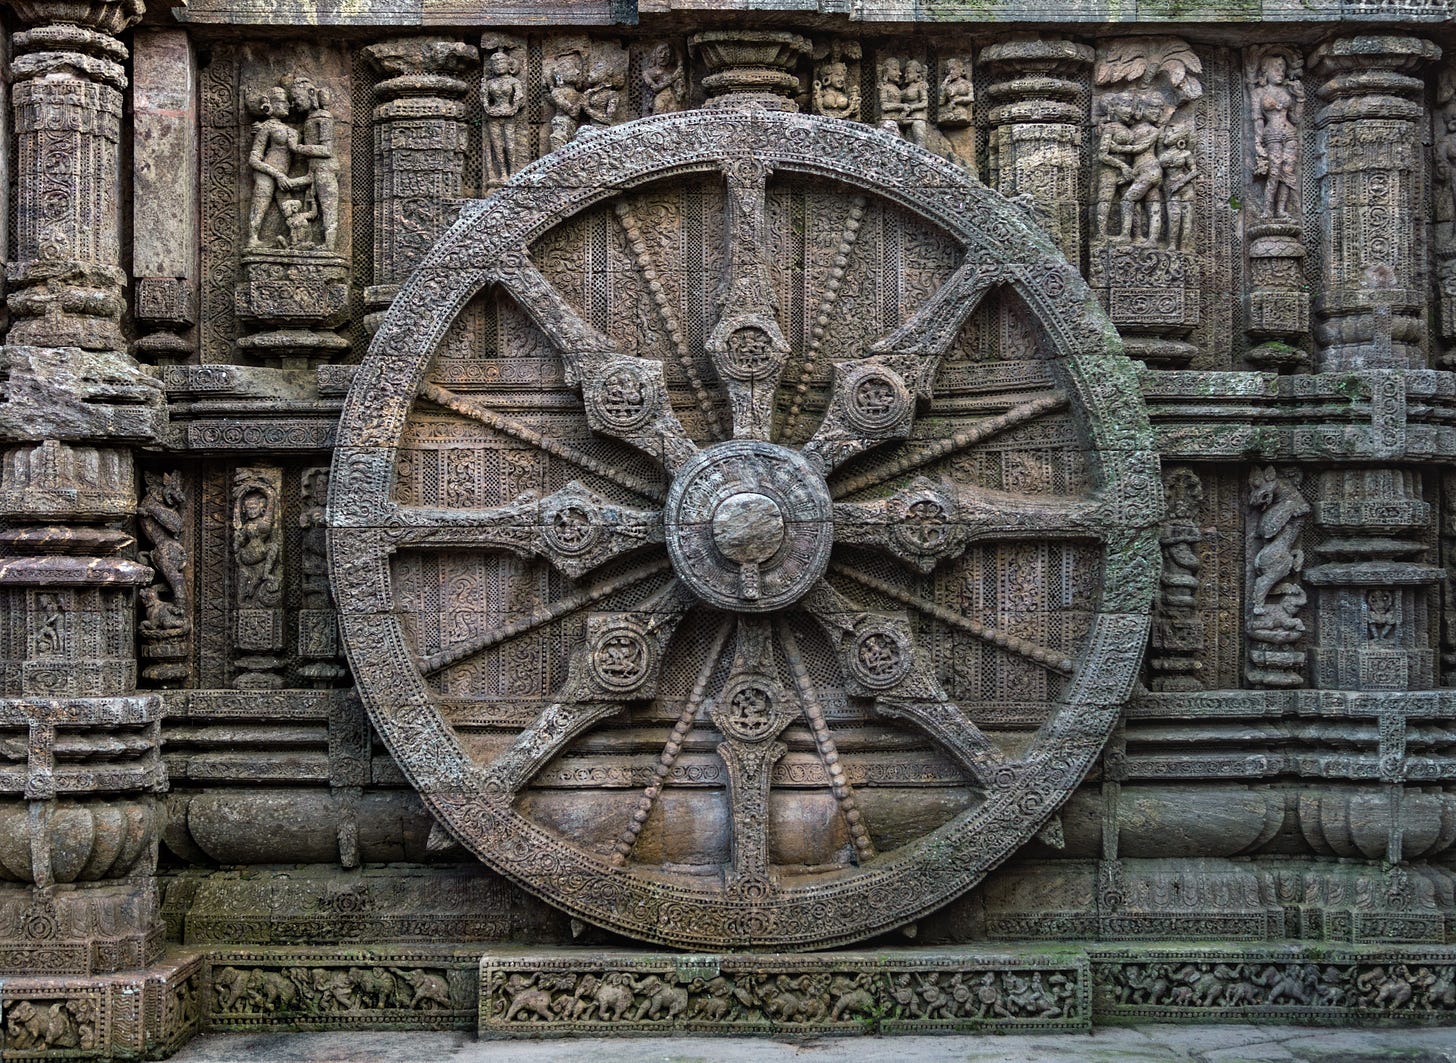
[665, 440, 832, 612]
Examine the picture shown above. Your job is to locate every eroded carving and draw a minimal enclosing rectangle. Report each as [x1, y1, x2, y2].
[482, 37, 526, 186]
[641, 42, 686, 117]
[481, 953, 1088, 1032]
[1245, 466, 1308, 688]
[246, 75, 338, 252]
[232, 466, 284, 688]
[138, 470, 192, 684]
[1092, 36, 1204, 368]
[1149, 467, 1204, 692]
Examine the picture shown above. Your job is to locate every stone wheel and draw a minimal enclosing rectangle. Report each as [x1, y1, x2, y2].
[330, 109, 1159, 950]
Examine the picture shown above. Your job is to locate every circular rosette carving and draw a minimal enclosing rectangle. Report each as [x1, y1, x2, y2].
[330, 109, 1157, 950]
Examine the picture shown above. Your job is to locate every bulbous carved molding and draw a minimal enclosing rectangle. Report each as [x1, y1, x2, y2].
[0, 799, 156, 884]
[362, 35, 478, 99]
[690, 30, 810, 110]
[4, 0, 142, 34]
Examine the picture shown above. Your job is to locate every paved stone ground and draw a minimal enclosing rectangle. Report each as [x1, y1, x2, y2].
[172, 1024, 1456, 1062]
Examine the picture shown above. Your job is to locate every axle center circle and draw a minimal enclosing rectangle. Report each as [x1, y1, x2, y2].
[712, 492, 785, 563]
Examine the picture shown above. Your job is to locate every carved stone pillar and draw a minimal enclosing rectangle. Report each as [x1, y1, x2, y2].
[0, 345, 167, 973]
[132, 28, 197, 360]
[980, 36, 1093, 262]
[1244, 45, 1310, 372]
[0, 0, 172, 981]
[1306, 469, 1441, 692]
[361, 36, 477, 334]
[1311, 35, 1440, 371]
[1307, 469, 1443, 875]
[5, 0, 140, 351]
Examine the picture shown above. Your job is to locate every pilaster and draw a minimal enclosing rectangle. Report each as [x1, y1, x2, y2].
[5, 0, 139, 351]
[0, 0, 170, 980]
[1311, 34, 1441, 372]
[980, 36, 1092, 263]
[360, 36, 478, 334]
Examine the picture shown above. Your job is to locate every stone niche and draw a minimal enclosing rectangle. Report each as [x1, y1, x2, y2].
[6, 0, 1456, 1057]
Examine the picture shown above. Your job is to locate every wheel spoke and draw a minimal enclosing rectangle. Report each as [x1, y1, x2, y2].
[801, 262, 1002, 475]
[384, 482, 663, 580]
[708, 615, 797, 887]
[614, 200, 727, 439]
[780, 194, 868, 440]
[419, 382, 666, 503]
[611, 619, 734, 867]
[481, 579, 694, 796]
[492, 254, 699, 471]
[417, 558, 672, 676]
[866, 260, 1005, 390]
[829, 392, 1069, 499]
[800, 579, 1009, 788]
[834, 479, 1105, 573]
[707, 157, 791, 442]
[779, 622, 876, 864]
[828, 563, 1074, 676]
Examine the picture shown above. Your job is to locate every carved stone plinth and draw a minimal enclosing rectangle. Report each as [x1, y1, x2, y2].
[1091, 245, 1202, 368]
[1246, 223, 1310, 370]
[0, 484, 166, 977]
[0, 950, 201, 1059]
[0, 692, 165, 975]
[479, 948, 1091, 1034]
[1092, 944, 1456, 1023]
[234, 250, 350, 368]
[167, 866, 563, 946]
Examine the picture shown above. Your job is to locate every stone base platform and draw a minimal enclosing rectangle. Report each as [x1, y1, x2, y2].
[0, 952, 202, 1060]
[6, 942, 1456, 1058]
[478, 944, 1456, 1036]
[479, 948, 1089, 1035]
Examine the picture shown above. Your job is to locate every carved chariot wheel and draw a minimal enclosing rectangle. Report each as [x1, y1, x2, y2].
[330, 109, 1159, 950]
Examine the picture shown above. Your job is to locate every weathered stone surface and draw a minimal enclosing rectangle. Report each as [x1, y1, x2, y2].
[0, 345, 163, 442]
[6, 6, 1456, 1060]
[480, 947, 1090, 1034]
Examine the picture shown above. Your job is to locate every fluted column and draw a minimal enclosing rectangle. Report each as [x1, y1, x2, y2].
[1311, 35, 1440, 371]
[979, 37, 1092, 262]
[5, 0, 138, 350]
[361, 36, 477, 334]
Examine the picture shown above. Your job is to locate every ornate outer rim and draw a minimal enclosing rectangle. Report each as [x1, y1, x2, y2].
[329, 109, 1161, 951]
